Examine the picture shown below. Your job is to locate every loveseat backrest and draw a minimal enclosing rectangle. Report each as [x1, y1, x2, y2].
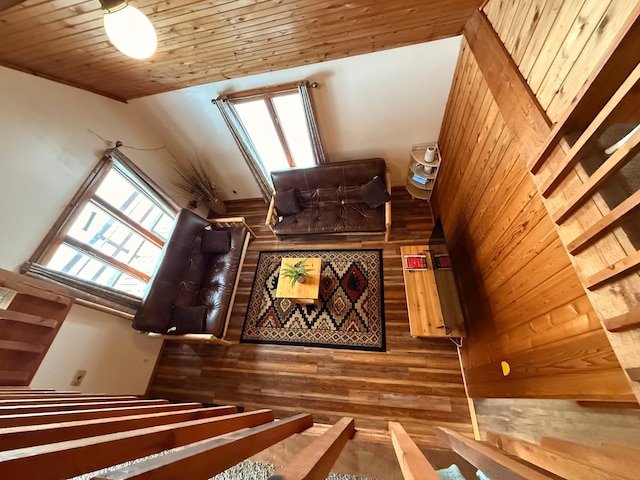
[270, 158, 386, 206]
[132, 209, 209, 332]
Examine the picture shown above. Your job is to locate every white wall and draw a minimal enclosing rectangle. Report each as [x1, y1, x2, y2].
[0, 66, 167, 394]
[131, 37, 461, 199]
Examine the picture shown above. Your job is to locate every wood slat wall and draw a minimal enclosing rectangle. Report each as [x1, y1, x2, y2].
[484, 0, 640, 402]
[484, 0, 639, 123]
[432, 39, 633, 399]
[147, 190, 473, 449]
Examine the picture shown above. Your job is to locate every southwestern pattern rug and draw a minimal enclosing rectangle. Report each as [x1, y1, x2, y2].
[241, 249, 385, 351]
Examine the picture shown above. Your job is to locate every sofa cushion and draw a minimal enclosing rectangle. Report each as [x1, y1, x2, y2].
[167, 305, 206, 334]
[201, 229, 231, 253]
[274, 188, 301, 215]
[360, 176, 390, 208]
[273, 204, 385, 235]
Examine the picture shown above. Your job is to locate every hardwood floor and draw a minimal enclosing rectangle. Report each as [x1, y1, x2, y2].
[147, 189, 472, 448]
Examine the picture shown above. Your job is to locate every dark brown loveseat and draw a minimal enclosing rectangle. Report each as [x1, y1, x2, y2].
[265, 158, 392, 241]
[132, 209, 251, 345]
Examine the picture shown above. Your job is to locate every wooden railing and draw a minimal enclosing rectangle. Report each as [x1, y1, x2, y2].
[524, 8, 640, 401]
[1, 389, 638, 479]
[0, 268, 74, 385]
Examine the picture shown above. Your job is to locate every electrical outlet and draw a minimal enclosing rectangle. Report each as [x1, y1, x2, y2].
[70, 369, 87, 387]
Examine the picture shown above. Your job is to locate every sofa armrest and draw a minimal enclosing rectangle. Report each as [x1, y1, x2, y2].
[265, 197, 278, 235]
[207, 216, 256, 238]
[385, 170, 392, 241]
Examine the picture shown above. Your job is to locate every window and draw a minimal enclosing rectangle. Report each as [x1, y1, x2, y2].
[214, 81, 326, 200]
[23, 149, 178, 315]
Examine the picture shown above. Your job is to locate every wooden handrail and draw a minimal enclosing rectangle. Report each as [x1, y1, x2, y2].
[602, 308, 640, 332]
[93, 414, 313, 480]
[389, 422, 440, 480]
[0, 409, 275, 479]
[552, 126, 640, 224]
[435, 427, 554, 479]
[567, 189, 640, 254]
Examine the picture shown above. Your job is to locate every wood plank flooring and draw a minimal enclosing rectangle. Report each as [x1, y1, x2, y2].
[147, 189, 472, 448]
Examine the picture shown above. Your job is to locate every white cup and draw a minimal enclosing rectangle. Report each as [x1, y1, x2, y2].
[424, 146, 436, 163]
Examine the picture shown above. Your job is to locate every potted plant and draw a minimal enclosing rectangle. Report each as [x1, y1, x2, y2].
[280, 260, 312, 286]
[170, 157, 226, 214]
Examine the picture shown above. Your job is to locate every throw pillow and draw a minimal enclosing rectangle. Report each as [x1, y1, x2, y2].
[201, 229, 231, 254]
[167, 305, 206, 335]
[360, 176, 391, 208]
[274, 188, 301, 215]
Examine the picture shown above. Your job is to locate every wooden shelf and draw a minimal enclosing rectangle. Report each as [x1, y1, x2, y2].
[406, 182, 432, 200]
[406, 143, 441, 201]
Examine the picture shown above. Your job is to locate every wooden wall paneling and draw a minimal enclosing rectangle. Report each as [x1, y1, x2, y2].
[486, 296, 599, 360]
[545, 0, 640, 121]
[440, 98, 504, 249]
[463, 329, 634, 399]
[464, 11, 551, 166]
[501, 0, 535, 54]
[516, 0, 565, 79]
[487, 432, 634, 480]
[510, 0, 550, 67]
[434, 7, 633, 398]
[525, 0, 588, 94]
[534, 0, 612, 110]
[539, 436, 640, 478]
[0, 409, 275, 479]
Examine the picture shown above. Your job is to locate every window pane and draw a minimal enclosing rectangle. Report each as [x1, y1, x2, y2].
[234, 99, 290, 173]
[66, 202, 161, 277]
[272, 93, 315, 167]
[47, 244, 147, 296]
[95, 167, 173, 241]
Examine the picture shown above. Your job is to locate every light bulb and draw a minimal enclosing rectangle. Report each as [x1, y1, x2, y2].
[103, 4, 157, 59]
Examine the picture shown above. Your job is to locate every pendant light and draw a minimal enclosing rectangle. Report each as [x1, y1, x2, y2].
[99, 0, 157, 59]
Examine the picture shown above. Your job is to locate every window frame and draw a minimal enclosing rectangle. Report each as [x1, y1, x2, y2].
[213, 80, 326, 201]
[23, 148, 178, 317]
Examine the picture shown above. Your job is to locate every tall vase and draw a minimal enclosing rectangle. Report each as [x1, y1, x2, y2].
[206, 197, 227, 215]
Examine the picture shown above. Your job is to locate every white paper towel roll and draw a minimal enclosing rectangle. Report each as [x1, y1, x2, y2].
[424, 146, 436, 163]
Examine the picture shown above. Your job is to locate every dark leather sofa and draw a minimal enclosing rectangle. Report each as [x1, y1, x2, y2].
[132, 208, 251, 345]
[265, 158, 392, 241]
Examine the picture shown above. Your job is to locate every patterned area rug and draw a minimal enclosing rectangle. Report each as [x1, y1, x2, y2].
[242, 249, 385, 351]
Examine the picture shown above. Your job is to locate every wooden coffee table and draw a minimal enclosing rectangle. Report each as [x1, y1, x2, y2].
[275, 257, 322, 307]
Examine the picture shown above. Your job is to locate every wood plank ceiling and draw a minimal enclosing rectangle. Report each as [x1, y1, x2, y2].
[0, 0, 482, 101]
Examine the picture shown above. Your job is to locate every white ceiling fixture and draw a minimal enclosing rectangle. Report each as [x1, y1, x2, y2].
[99, 0, 157, 60]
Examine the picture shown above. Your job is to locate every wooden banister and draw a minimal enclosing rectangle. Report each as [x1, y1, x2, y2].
[0, 406, 237, 451]
[389, 421, 440, 480]
[270, 416, 355, 480]
[0, 409, 275, 479]
[602, 308, 640, 332]
[435, 427, 554, 480]
[93, 413, 314, 480]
